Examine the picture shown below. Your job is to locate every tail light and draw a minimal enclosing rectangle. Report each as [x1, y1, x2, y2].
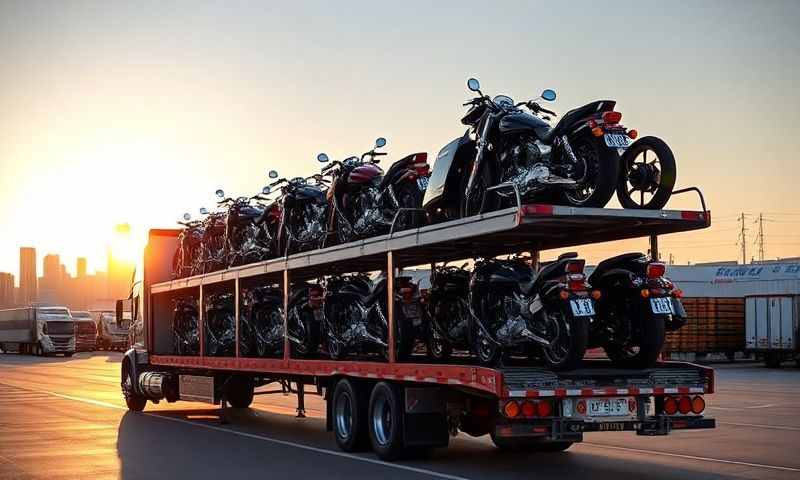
[602, 111, 622, 124]
[521, 401, 537, 418]
[536, 400, 552, 417]
[567, 273, 587, 291]
[503, 400, 550, 418]
[677, 396, 692, 414]
[412, 153, 430, 176]
[566, 260, 585, 274]
[646, 262, 666, 279]
[503, 400, 521, 418]
[691, 396, 705, 414]
[663, 396, 678, 415]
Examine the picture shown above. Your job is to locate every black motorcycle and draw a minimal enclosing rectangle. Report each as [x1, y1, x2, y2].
[469, 254, 592, 370]
[267, 172, 329, 255]
[172, 296, 199, 355]
[198, 198, 228, 273]
[204, 291, 236, 357]
[239, 285, 284, 358]
[425, 263, 471, 362]
[319, 138, 429, 245]
[172, 213, 204, 279]
[588, 253, 687, 368]
[322, 273, 418, 361]
[286, 282, 324, 358]
[424, 77, 630, 220]
[222, 191, 275, 268]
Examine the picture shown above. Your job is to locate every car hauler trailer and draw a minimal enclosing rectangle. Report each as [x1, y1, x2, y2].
[121, 201, 716, 459]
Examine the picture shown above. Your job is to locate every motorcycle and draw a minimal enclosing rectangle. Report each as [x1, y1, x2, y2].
[171, 213, 204, 279]
[424, 262, 472, 362]
[222, 190, 275, 268]
[198, 196, 229, 273]
[319, 138, 430, 245]
[267, 172, 329, 255]
[469, 253, 593, 370]
[172, 296, 199, 355]
[204, 291, 236, 357]
[588, 253, 687, 368]
[286, 281, 324, 358]
[239, 285, 285, 358]
[423, 77, 662, 221]
[322, 273, 419, 361]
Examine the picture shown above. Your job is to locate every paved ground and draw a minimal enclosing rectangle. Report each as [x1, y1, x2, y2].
[0, 353, 798, 480]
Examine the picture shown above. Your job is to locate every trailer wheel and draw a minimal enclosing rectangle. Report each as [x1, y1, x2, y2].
[225, 375, 254, 408]
[368, 381, 407, 461]
[122, 362, 146, 412]
[490, 432, 573, 453]
[332, 379, 369, 452]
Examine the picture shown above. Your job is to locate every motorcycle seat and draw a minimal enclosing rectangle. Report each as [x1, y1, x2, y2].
[541, 100, 615, 143]
[588, 252, 645, 283]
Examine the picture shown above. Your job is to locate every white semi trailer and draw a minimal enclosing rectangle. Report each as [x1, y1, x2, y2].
[0, 306, 75, 356]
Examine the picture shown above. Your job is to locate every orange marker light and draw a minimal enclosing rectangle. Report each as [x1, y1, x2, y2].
[591, 290, 602, 300]
[591, 126, 604, 137]
[559, 290, 570, 300]
[691, 396, 705, 414]
[503, 401, 521, 418]
[663, 396, 678, 415]
[627, 129, 638, 139]
[640, 288, 650, 298]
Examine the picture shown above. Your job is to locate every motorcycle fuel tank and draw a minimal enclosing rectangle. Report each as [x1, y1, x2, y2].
[499, 112, 551, 139]
[348, 164, 383, 185]
[293, 185, 327, 203]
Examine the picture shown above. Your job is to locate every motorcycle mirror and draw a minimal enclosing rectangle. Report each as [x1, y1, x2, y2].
[541, 89, 557, 101]
[215, 189, 225, 198]
[199, 207, 209, 215]
[182, 213, 191, 221]
[375, 137, 387, 148]
[262, 186, 271, 195]
[268, 170, 279, 179]
[467, 77, 481, 92]
[317, 153, 329, 163]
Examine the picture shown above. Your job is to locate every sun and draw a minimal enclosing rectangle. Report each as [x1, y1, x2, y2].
[109, 223, 142, 266]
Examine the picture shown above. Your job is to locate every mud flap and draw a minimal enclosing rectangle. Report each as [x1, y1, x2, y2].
[403, 387, 449, 448]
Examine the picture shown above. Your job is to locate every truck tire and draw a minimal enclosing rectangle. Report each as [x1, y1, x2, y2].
[225, 375, 254, 409]
[332, 379, 369, 452]
[122, 363, 147, 412]
[490, 432, 573, 453]
[368, 382, 407, 461]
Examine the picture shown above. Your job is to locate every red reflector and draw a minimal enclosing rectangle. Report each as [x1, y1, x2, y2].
[532, 426, 548, 433]
[602, 111, 622, 124]
[537, 400, 552, 417]
[566, 260, 586, 274]
[521, 401, 537, 418]
[576, 400, 586, 415]
[520, 204, 554, 216]
[691, 396, 705, 414]
[678, 396, 692, 414]
[503, 401, 521, 418]
[628, 398, 637, 412]
[663, 396, 678, 415]
[646, 262, 666, 278]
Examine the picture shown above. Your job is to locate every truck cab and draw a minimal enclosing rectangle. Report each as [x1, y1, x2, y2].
[36, 306, 75, 356]
[71, 311, 97, 352]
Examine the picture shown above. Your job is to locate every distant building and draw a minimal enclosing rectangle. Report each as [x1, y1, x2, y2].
[18, 247, 37, 305]
[0, 272, 14, 307]
[39, 253, 62, 305]
[76, 257, 87, 278]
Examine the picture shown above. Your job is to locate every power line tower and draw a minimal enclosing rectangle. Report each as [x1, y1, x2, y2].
[736, 213, 749, 264]
[754, 213, 765, 262]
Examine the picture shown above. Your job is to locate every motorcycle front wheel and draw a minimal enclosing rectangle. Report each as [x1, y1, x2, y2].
[558, 136, 619, 208]
[392, 182, 424, 232]
[460, 161, 497, 218]
[539, 307, 588, 371]
[616, 136, 676, 210]
[289, 306, 320, 358]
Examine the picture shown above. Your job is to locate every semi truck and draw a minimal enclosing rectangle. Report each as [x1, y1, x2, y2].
[0, 306, 75, 356]
[119, 201, 716, 460]
[71, 310, 98, 352]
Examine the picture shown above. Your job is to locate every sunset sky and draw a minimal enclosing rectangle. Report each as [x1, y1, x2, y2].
[1, 0, 798, 280]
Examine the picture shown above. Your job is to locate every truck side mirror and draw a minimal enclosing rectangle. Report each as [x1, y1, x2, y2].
[116, 300, 124, 327]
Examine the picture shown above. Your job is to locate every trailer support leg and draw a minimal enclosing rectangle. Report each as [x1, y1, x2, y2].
[296, 381, 306, 418]
[649, 235, 659, 261]
[219, 397, 229, 425]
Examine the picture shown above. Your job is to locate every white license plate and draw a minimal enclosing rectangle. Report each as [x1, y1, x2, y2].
[417, 176, 429, 190]
[604, 133, 630, 148]
[570, 298, 595, 317]
[650, 297, 674, 314]
[587, 397, 631, 417]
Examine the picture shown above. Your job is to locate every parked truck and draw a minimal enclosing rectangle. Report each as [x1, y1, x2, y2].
[71, 310, 98, 352]
[746, 294, 799, 367]
[120, 203, 715, 460]
[0, 306, 75, 356]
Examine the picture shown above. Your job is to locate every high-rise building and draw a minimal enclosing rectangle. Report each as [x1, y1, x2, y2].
[40, 254, 62, 305]
[76, 257, 87, 278]
[0, 272, 14, 307]
[19, 247, 37, 305]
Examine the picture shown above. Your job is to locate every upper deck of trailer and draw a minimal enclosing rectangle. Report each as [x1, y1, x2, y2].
[150, 203, 710, 293]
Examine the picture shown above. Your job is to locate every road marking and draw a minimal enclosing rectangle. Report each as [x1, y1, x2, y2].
[710, 403, 776, 410]
[717, 421, 800, 432]
[581, 443, 800, 473]
[0, 381, 470, 480]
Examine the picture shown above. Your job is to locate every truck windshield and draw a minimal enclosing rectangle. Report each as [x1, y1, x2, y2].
[102, 316, 128, 335]
[38, 308, 70, 320]
[46, 321, 74, 335]
[75, 321, 96, 334]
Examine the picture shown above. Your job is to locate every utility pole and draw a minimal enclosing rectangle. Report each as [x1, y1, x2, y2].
[754, 213, 765, 262]
[737, 213, 748, 264]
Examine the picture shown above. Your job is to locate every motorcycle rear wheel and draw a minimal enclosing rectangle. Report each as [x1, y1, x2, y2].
[617, 136, 676, 210]
[603, 312, 666, 368]
[558, 136, 619, 208]
[289, 307, 320, 358]
[540, 307, 588, 371]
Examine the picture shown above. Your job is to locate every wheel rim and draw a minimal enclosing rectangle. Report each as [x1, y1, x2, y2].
[564, 139, 601, 204]
[465, 172, 488, 216]
[624, 147, 663, 207]
[334, 392, 353, 440]
[542, 310, 570, 365]
[476, 328, 496, 363]
[371, 394, 393, 446]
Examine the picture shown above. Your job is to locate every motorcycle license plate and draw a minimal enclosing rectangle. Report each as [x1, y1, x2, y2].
[604, 133, 630, 148]
[417, 176, 429, 191]
[587, 397, 631, 417]
[570, 298, 595, 317]
[650, 297, 674, 314]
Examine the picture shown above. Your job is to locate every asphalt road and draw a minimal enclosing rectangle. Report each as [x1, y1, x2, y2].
[0, 353, 798, 480]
